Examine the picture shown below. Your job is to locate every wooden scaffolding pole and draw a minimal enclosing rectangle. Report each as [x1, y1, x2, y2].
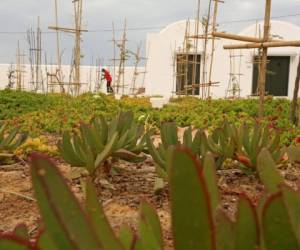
[213, 0, 300, 118]
[192, 0, 201, 96]
[258, 0, 271, 118]
[49, 0, 87, 95]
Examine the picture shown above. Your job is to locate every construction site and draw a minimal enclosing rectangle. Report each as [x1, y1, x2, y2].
[3, 1, 300, 249]
[1, 0, 300, 101]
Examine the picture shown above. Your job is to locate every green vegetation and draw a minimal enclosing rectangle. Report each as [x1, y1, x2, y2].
[1, 90, 299, 146]
[1, 147, 300, 249]
[0, 122, 27, 163]
[59, 111, 150, 175]
[2, 90, 300, 249]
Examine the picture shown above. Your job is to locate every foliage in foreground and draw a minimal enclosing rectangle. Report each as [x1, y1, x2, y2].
[1, 147, 300, 249]
[58, 112, 151, 175]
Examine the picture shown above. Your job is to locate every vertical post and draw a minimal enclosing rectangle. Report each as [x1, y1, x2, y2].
[192, 0, 201, 96]
[74, 0, 83, 96]
[183, 20, 190, 96]
[291, 57, 300, 125]
[201, 0, 213, 98]
[112, 22, 116, 89]
[54, 0, 61, 83]
[258, 0, 272, 118]
[208, 0, 219, 97]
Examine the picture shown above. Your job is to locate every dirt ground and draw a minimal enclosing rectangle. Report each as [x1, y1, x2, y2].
[1, 148, 300, 248]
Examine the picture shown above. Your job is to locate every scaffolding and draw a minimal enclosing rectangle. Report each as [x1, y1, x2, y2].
[129, 42, 147, 95]
[15, 41, 26, 91]
[173, 19, 195, 96]
[174, 0, 222, 98]
[7, 64, 16, 89]
[111, 20, 130, 95]
[27, 17, 44, 92]
[226, 49, 242, 98]
[94, 58, 103, 93]
[48, 0, 87, 95]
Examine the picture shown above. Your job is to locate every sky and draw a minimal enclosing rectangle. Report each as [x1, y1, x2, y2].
[1, 0, 300, 66]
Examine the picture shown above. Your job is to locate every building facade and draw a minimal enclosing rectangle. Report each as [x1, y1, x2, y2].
[145, 20, 300, 99]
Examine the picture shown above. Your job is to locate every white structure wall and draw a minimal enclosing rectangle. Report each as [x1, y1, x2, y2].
[145, 20, 300, 99]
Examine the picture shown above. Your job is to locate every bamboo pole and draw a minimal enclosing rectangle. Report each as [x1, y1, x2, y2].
[291, 57, 300, 125]
[224, 40, 300, 49]
[192, 0, 201, 97]
[208, 0, 219, 97]
[258, 0, 272, 119]
[112, 22, 116, 89]
[201, 0, 213, 98]
[213, 32, 264, 43]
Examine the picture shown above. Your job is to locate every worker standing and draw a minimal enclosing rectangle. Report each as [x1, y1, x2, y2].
[101, 69, 114, 93]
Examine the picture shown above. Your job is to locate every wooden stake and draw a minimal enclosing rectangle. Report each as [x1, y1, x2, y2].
[224, 40, 300, 49]
[258, 0, 272, 118]
[291, 57, 300, 125]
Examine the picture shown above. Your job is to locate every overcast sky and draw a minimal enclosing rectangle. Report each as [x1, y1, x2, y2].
[1, 0, 300, 65]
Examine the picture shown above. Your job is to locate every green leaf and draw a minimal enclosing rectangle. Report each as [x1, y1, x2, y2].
[37, 232, 59, 250]
[30, 155, 102, 250]
[0, 237, 32, 250]
[262, 192, 299, 250]
[216, 211, 235, 250]
[203, 153, 219, 213]
[191, 130, 202, 155]
[1, 128, 18, 148]
[183, 127, 193, 147]
[169, 147, 215, 250]
[146, 135, 166, 170]
[136, 202, 163, 250]
[257, 149, 284, 193]
[235, 195, 259, 250]
[161, 123, 178, 149]
[85, 179, 123, 250]
[58, 132, 85, 167]
[281, 186, 300, 245]
[94, 132, 119, 170]
[119, 225, 135, 250]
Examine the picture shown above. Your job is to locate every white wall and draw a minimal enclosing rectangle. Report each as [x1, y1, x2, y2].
[145, 20, 300, 99]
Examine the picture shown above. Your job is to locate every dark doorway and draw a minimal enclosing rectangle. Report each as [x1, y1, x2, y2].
[252, 56, 290, 96]
[176, 54, 201, 95]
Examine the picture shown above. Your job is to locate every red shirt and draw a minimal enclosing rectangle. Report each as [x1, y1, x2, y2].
[104, 70, 112, 82]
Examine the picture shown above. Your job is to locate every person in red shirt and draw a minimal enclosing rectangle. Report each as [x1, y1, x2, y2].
[101, 69, 114, 93]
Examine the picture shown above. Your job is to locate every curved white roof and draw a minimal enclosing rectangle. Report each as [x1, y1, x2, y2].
[159, 19, 197, 34]
[239, 20, 300, 36]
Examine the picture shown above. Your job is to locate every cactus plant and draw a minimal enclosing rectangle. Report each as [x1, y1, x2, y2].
[0, 123, 27, 152]
[146, 122, 206, 180]
[0, 123, 27, 163]
[2, 148, 300, 249]
[233, 123, 283, 168]
[58, 112, 150, 175]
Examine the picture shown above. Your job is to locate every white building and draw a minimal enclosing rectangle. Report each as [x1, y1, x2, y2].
[1, 20, 300, 99]
[145, 20, 300, 99]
